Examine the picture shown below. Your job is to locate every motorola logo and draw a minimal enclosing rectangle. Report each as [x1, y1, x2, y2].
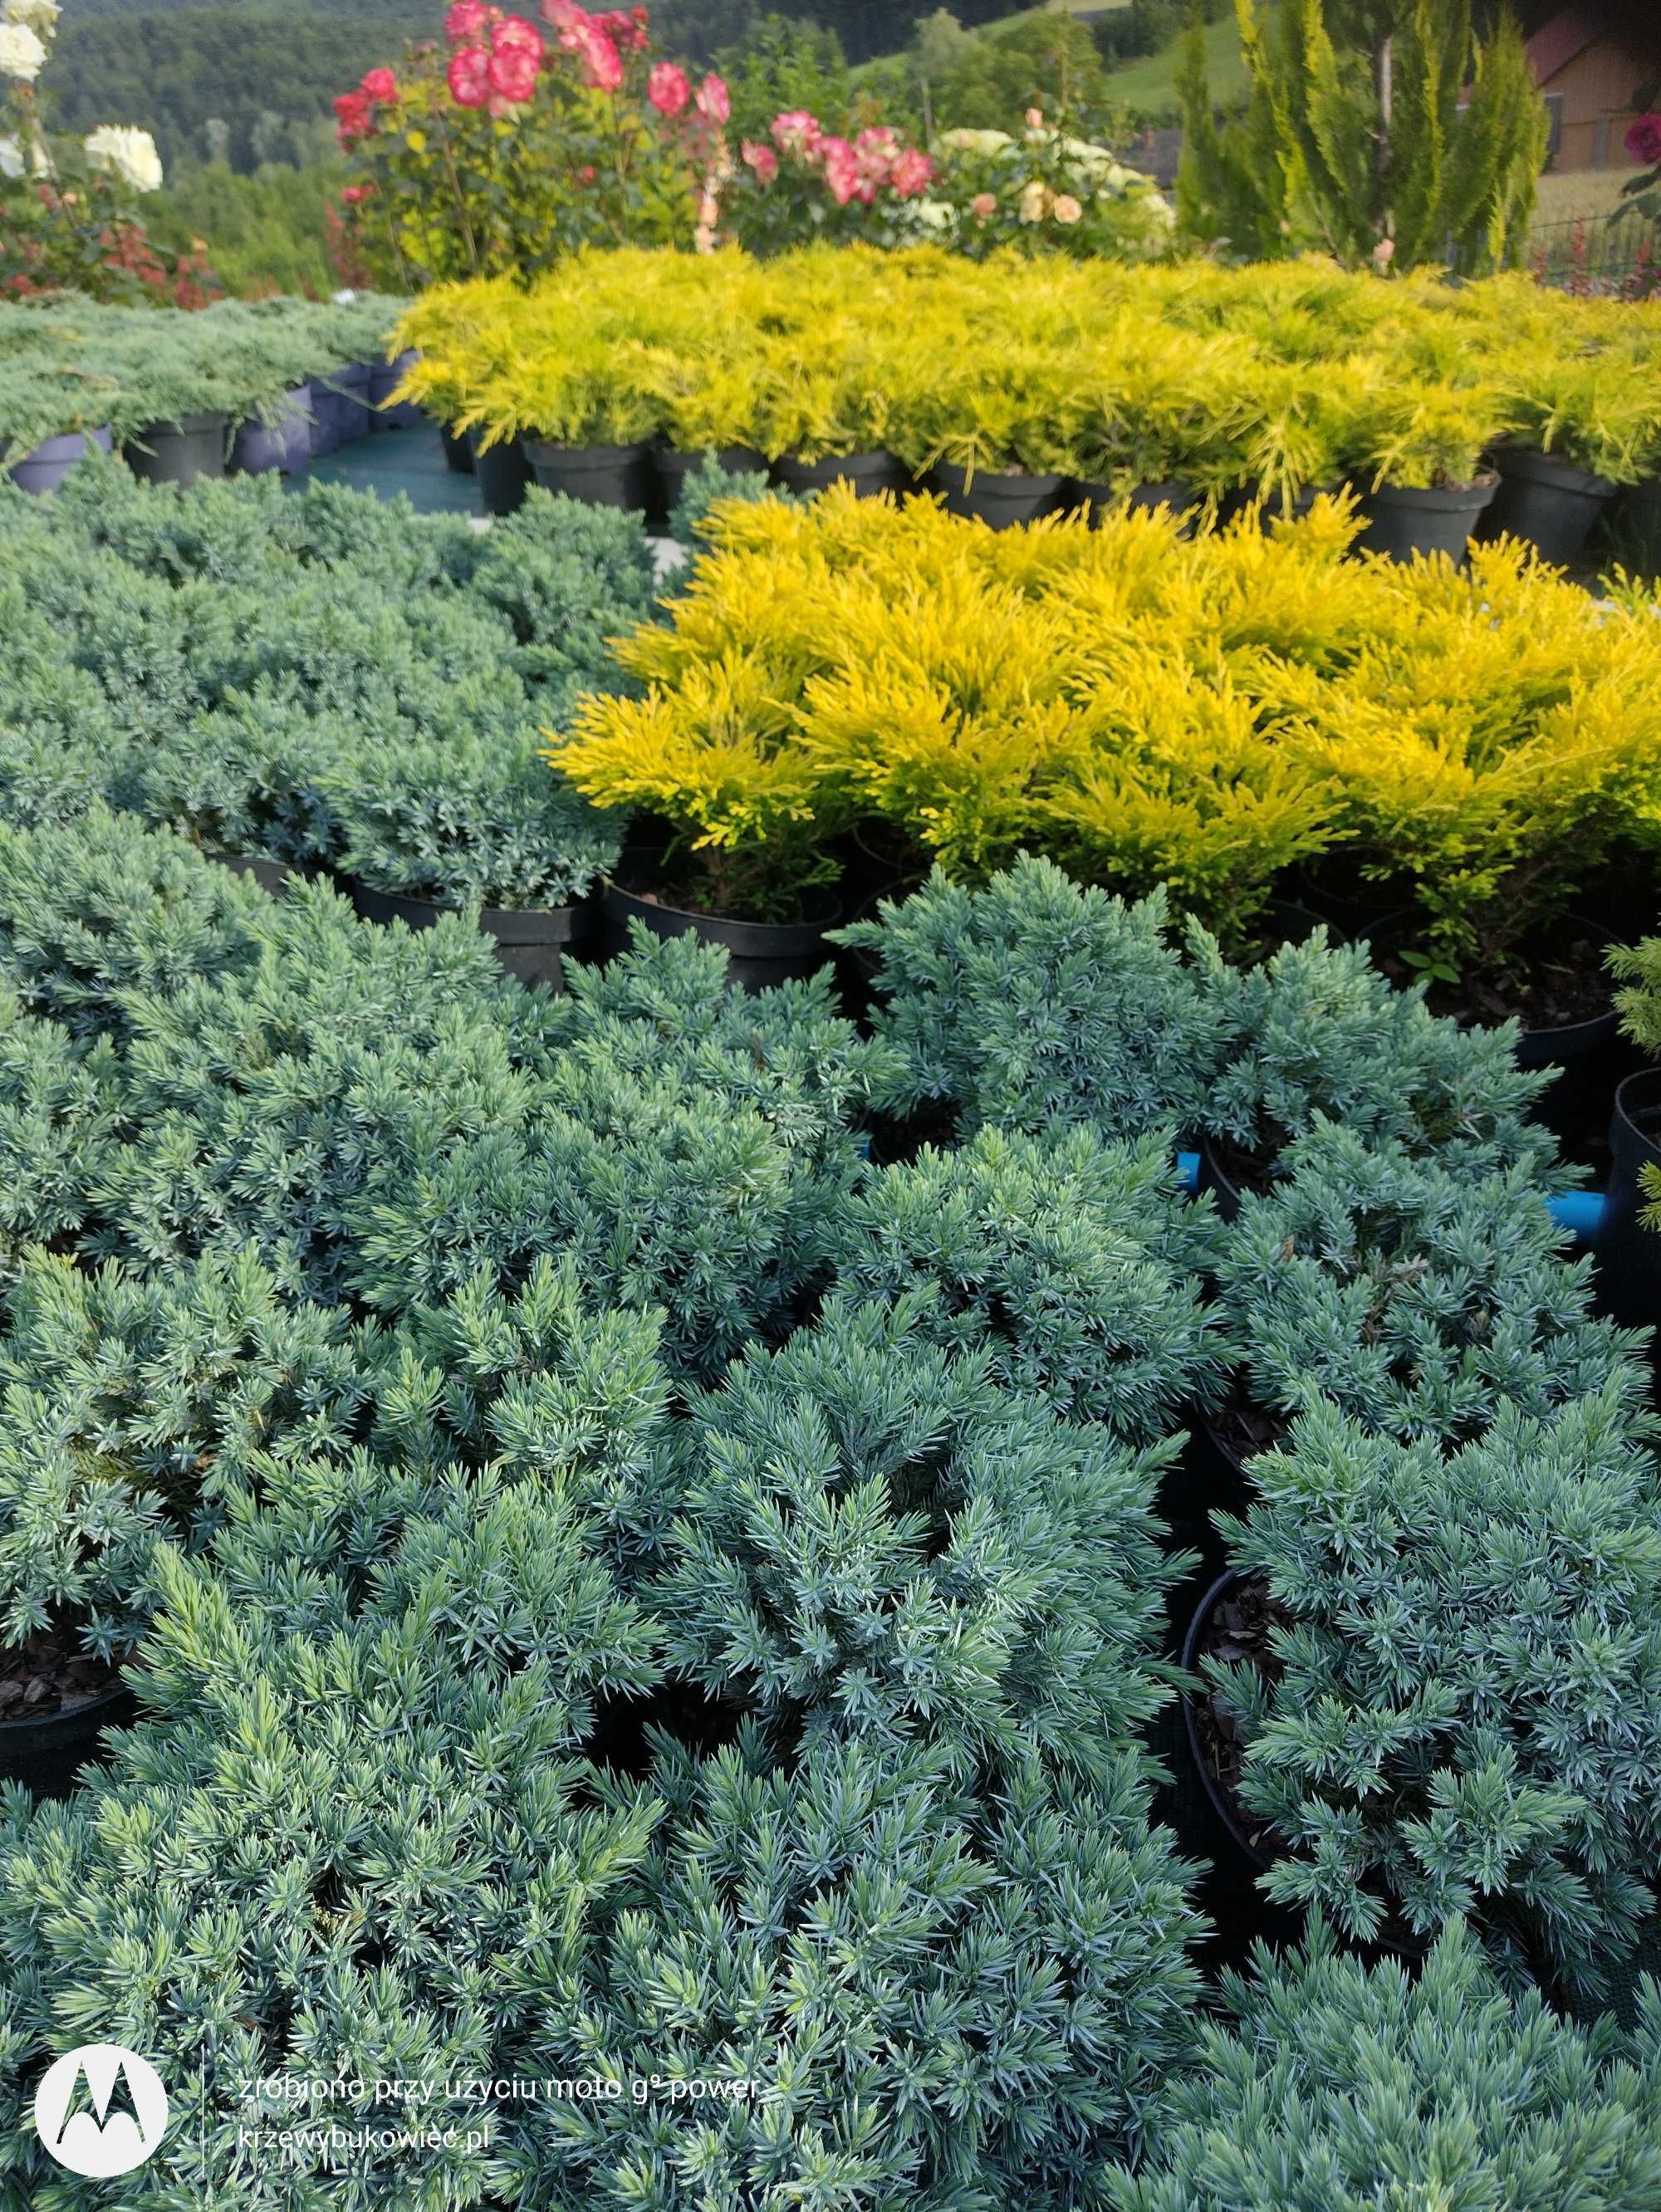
[33, 2043, 169, 2178]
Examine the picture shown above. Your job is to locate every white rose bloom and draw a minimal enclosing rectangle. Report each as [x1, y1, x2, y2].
[0, 135, 22, 178]
[82, 124, 163, 193]
[0, 21, 46, 78]
[4, 0, 60, 37]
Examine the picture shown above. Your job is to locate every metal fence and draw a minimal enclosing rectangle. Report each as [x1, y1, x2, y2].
[1521, 213, 1661, 299]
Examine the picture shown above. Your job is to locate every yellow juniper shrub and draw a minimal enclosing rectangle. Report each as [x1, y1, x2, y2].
[553, 484, 1661, 954]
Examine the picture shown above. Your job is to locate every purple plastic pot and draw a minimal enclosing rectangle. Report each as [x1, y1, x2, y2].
[6, 425, 113, 494]
[231, 387, 311, 477]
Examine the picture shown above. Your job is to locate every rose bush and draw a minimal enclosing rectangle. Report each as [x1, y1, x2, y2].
[926, 115, 1174, 261]
[0, 0, 212, 306]
[1624, 103, 1661, 224]
[334, 0, 730, 287]
[723, 106, 936, 252]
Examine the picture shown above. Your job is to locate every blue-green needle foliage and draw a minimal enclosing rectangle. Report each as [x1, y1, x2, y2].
[653, 1294, 1191, 1796]
[834, 1125, 1229, 1436]
[840, 858, 1237, 1143]
[1211, 1123, 1647, 1445]
[1105, 1918, 1661, 2212]
[1212, 1385, 1661, 1993]
[0, 464, 654, 906]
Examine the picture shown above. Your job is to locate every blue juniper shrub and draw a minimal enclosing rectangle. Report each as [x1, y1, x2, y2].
[1104, 1917, 1661, 2212]
[1210, 1383, 1661, 1994]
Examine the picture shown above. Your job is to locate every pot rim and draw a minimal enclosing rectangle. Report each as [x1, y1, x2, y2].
[1179, 1568, 1276, 1873]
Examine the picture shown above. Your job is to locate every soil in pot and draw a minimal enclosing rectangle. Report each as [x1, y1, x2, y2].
[348, 880, 589, 992]
[469, 433, 532, 518]
[1478, 447, 1616, 568]
[1352, 475, 1497, 564]
[5, 425, 114, 495]
[1593, 1069, 1661, 1335]
[0, 1621, 136, 1798]
[771, 451, 900, 499]
[601, 849, 840, 993]
[1366, 913, 1616, 1048]
[231, 388, 311, 477]
[124, 412, 228, 487]
[930, 461, 1067, 528]
[522, 440, 649, 511]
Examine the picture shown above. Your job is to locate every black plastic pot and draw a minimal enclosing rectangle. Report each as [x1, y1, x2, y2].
[124, 411, 228, 487]
[440, 423, 474, 474]
[655, 443, 767, 512]
[348, 880, 588, 991]
[1196, 1131, 1246, 1223]
[1593, 1069, 1661, 1332]
[1075, 476, 1202, 531]
[5, 425, 113, 494]
[1479, 447, 1615, 566]
[601, 860, 839, 992]
[219, 853, 302, 896]
[1353, 476, 1497, 564]
[470, 433, 532, 518]
[0, 1681, 136, 1799]
[1221, 481, 1338, 527]
[1180, 1570, 1276, 1876]
[1613, 477, 1661, 570]
[522, 439, 649, 510]
[771, 450, 900, 498]
[370, 350, 424, 430]
[930, 461, 1066, 528]
[230, 387, 311, 477]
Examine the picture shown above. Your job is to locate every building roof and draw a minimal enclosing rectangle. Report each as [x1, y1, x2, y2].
[1526, 8, 1605, 87]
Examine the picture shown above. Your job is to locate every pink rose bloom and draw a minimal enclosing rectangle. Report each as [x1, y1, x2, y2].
[742, 139, 778, 183]
[854, 125, 898, 184]
[595, 7, 646, 49]
[541, 0, 585, 34]
[770, 109, 821, 157]
[648, 61, 690, 115]
[360, 66, 398, 104]
[444, 0, 489, 42]
[888, 147, 932, 198]
[584, 25, 623, 89]
[695, 72, 730, 124]
[1025, 106, 1043, 129]
[488, 45, 538, 103]
[341, 182, 374, 205]
[819, 135, 859, 206]
[1626, 113, 1661, 166]
[969, 190, 996, 218]
[494, 15, 542, 57]
[446, 46, 490, 105]
[1373, 235, 1395, 265]
[1051, 193, 1081, 224]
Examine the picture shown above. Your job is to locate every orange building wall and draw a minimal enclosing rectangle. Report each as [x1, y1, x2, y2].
[1541, 35, 1658, 172]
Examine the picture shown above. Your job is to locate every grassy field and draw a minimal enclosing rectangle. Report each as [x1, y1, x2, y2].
[1532, 168, 1645, 224]
[1097, 12, 1245, 115]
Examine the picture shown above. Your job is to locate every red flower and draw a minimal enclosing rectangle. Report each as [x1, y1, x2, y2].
[741, 139, 777, 184]
[487, 43, 538, 104]
[360, 66, 398, 104]
[341, 182, 375, 205]
[818, 135, 859, 205]
[595, 7, 646, 48]
[447, 45, 491, 105]
[648, 61, 689, 115]
[694, 71, 729, 125]
[1626, 113, 1661, 167]
[333, 91, 373, 145]
[444, 0, 489, 42]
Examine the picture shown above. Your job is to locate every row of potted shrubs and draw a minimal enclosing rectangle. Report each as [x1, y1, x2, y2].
[0, 805, 1656, 2199]
[394, 245, 1661, 568]
[7, 458, 1657, 1030]
[0, 294, 411, 490]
